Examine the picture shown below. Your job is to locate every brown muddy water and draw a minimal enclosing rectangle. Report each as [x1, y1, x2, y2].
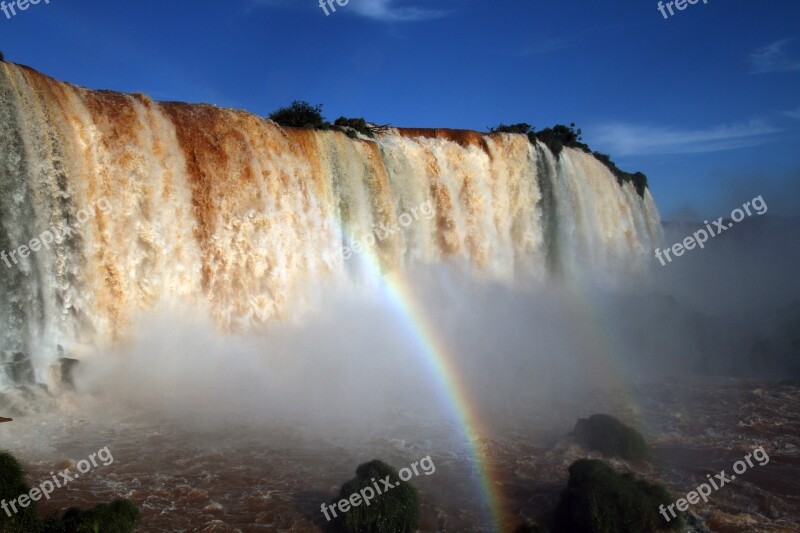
[1, 378, 798, 532]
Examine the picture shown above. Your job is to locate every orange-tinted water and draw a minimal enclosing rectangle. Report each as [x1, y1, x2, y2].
[3, 378, 798, 531]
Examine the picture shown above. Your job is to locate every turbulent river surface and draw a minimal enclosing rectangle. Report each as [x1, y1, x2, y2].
[0, 379, 797, 531]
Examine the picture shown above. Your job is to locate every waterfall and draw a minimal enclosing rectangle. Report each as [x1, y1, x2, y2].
[0, 63, 662, 392]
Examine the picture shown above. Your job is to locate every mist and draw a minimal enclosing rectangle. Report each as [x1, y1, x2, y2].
[69, 206, 800, 444]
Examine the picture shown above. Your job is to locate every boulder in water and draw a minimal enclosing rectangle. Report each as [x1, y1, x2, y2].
[573, 414, 648, 460]
[327, 459, 420, 533]
[553, 459, 682, 532]
[0, 451, 41, 530]
[44, 499, 141, 533]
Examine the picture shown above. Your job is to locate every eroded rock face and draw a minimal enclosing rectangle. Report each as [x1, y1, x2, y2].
[0, 350, 76, 414]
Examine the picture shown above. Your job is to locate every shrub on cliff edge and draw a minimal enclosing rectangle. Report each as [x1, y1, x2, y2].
[334, 117, 376, 138]
[489, 121, 649, 196]
[269, 100, 326, 129]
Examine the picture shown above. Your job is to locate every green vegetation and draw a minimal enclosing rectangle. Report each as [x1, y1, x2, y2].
[489, 123, 534, 135]
[590, 152, 648, 197]
[329, 459, 420, 533]
[490, 122, 587, 156]
[268, 101, 387, 140]
[536, 123, 591, 156]
[269, 100, 326, 129]
[0, 450, 140, 533]
[573, 414, 648, 460]
[44, 500, 140, 533]
[268, 107, 649, 195]
[0, 52, 4, 62]
[489, 121, 648, 197]
[553, 459, 682, 533]
[334, 117, 375, 138]
[0, 451, 38, 532]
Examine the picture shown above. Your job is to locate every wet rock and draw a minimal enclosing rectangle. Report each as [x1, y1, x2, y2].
[573, 413, 648, 460]
[58, 357, 80, 389]
[4, 352, 34, 384]
[553, 459, 682, 532]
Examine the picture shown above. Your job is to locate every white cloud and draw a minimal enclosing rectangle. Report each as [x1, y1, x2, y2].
[749, 38, 800, 74]
[251, 0, 448, 22]
[348, 0, 447, 21]
[591, 120, 781, 156]
[783, 107, 800, 120]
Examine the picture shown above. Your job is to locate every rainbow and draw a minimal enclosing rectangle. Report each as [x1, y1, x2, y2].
[350, 249, 637, 533]
[353, 248, 509, 531]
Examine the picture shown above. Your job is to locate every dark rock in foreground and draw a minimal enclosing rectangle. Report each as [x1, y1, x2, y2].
[573, 414, 648, 460]
[553, 459, 682, 532]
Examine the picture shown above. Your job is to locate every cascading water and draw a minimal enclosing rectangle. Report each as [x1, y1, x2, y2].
[0, 62, 662, 396]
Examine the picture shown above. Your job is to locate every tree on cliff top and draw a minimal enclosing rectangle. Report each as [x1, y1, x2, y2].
[269, 100, 326, 129]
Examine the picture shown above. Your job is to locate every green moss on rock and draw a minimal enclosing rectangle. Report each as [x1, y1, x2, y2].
[573, 414, 648, 460]
[330, 459, 420, 533]
[0, 450, 139, 533]
[47, 499, 140, 533]
[553, 459, 682, 533]
[0, 451, 38, 532]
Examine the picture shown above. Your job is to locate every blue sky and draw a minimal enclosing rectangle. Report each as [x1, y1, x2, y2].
[2, 0, 799, 219]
